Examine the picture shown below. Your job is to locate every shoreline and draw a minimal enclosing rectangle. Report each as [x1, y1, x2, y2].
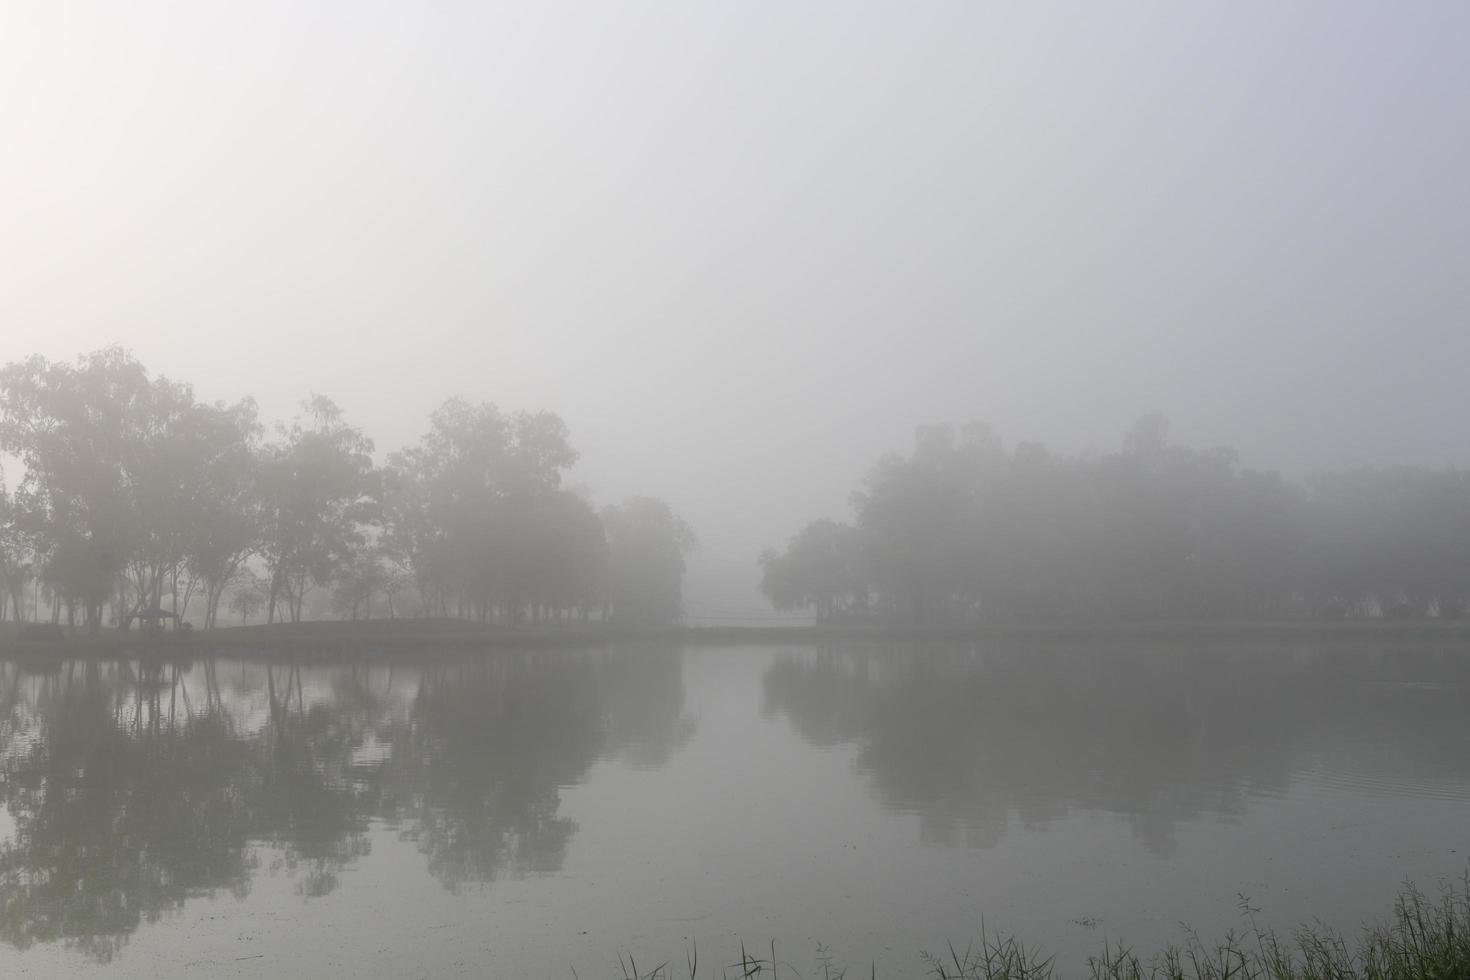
[4, 616, 1470, 660]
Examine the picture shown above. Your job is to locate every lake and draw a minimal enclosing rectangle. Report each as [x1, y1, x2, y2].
[1, 639, 1467, 978]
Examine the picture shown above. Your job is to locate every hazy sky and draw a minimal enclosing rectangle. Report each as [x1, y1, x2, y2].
[3, 2, 1468, 616]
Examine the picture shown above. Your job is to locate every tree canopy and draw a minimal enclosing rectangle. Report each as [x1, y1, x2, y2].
[0, 350, 693, 631]
[761, 418, 1470, 624]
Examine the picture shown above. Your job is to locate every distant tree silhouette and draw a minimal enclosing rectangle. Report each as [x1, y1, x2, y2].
[0, 350, 259, 634]
[378, 398, 606, 623]
[601, 497, 696, 626]
[759, 518, 869, 623]
[764, 417, 1470, 623]
[0, 478, 34, 623]
[258, 395, 377, 624]
[13, 347, 1470, 630]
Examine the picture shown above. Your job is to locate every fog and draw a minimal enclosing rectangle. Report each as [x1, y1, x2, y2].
[4, 2, 1469, 619]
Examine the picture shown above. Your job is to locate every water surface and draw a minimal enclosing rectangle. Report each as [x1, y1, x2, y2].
[1, 640, 1467, 977]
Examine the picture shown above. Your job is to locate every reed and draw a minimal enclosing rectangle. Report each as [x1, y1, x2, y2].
[606, 875, 1470, 980]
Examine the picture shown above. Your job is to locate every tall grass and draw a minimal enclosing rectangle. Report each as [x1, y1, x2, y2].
[605, 875, 1470, 980]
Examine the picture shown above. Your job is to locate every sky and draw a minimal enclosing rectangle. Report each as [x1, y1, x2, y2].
[3, 2, 1468, 617]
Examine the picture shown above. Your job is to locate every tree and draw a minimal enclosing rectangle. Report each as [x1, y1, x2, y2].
[759, 519, 869, 623]
[258, 396, 377, 623]
[380, 398, 579, 622]
[538, 490, 608, 622]
[181, 399, 263, 628]
[601, 497, 696, 626]
[851, 423, 1001, 623]
[0, 349, 263, 633]
[0, 476, 34, 623]
[0, 350, 155, 632]
[227, 572, 268, 626]
[332, 549, 392, 620]
[766, 417, 1335, 623]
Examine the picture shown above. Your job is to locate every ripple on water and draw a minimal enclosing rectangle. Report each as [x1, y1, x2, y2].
[1293, 765, 1470, 802]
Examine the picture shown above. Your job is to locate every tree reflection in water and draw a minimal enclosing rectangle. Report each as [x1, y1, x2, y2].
[761, 641, 1470, 852]
[0, 661, 257, 961]
[0, 646, 693, 959]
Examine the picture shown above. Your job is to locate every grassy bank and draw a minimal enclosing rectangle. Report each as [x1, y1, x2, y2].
[611, 876, 1470, 980]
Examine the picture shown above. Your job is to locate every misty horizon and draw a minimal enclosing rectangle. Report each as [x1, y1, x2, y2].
[6, 3, 1470, 622]
[7, 346, 1470, 629]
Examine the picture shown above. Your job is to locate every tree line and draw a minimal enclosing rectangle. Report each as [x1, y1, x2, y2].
[761, 416, 1470, 624]
[0, 349, 695, 633]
